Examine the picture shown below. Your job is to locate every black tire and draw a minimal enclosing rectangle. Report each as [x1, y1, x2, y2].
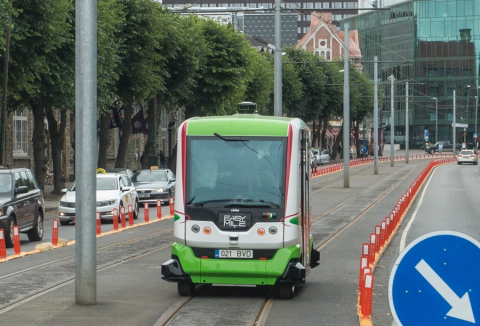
[429, 149, 435, 155]
[4, 216, 16, 248]
[458, 162, 462, 165]
[133, 199, 139, 220]
[60, 220, 70, 226]
[27, 210, 44, 241]
[278, 284, 295, 299]
[178, 281, 195, 296]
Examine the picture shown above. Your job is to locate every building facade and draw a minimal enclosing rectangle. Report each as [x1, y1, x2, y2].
[343, 0, 480, 148]
[163, 0, 360, 41]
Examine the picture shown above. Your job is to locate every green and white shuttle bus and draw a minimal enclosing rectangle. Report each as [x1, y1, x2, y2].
[162, 104, 320, 299]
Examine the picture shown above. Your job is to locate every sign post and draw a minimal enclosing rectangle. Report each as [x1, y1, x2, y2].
[389, 231, 480, 325]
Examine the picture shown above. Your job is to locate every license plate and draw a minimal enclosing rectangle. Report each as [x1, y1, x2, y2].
[215, 249, 253, 259]
[138, 194, 150, 198]
[218, 212, 252, 230]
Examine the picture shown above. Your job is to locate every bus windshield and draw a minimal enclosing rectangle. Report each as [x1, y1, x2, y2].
[187, 138, 285, 208]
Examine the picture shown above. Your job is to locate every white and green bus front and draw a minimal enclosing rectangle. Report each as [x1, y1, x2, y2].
[162, 115, 319, 297]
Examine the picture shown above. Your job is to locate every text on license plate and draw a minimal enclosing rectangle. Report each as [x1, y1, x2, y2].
[138, 194, 150, 198]
[215, 249, 253, 259]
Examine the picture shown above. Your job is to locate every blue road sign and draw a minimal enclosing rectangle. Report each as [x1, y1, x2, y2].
[474, 133, 478, 139]
[389, 231, 480, 325]
[424, 130, 429, 137]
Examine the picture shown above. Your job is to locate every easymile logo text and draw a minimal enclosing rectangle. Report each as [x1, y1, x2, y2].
[223, 215, 247, 228]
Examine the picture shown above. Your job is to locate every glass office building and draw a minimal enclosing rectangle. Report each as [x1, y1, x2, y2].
[343, 0, 480, 148]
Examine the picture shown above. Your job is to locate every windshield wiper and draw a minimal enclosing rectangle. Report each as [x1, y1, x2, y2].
[214, 133, 248, 142]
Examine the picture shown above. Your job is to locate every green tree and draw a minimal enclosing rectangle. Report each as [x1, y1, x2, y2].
[141, 14, 206, 169]
[6, 0, 73, 190]
[114, 0, 167, 168]
[283, 47, 326, 122]
[243, 51, 274, 112]
[184, 19, 254, 118]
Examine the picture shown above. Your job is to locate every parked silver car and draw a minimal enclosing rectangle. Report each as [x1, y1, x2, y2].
[318, 150, 330, 165]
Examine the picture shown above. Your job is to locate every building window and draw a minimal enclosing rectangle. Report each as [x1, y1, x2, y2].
[430, 113, 436, 121]
[428, 68, 438, 77]
[13, 109, 28, 155]
[447, 113, 453, 121]
[326, 51, 330, 60]
[463, 69, 471, 76]
[321, 51, 325, 59]
[445, 68, 452, 76]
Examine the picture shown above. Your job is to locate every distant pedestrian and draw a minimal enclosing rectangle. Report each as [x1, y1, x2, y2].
[439, 142, 443, 154]
[362, 145, 368, 158]
[338, 145, 342, 155]
[140, 152, 144, 165]
[349, 146, 353, 159]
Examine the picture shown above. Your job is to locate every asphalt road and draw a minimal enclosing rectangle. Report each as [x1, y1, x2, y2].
[372, 162, 480, 326]
[5, 204, 173, 256]
[2, 157, 471, 326]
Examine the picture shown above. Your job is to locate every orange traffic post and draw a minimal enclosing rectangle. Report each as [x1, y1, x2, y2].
[157, 200, 162, 219]
[128, 205, 133, 226]
[96, 212, 101, 235]
[374, 225, 381, 253]
[380, 221, 386, 247]
[0, 229, 6, 259]
[144, 202, 149, 222]
[52, 219, 59, 246]
[368, 233, 376, 265]
[112, 208, 118, 231]
[13, 226, 20, 255]
[358, 255, 369, 289]
[386, 217, 391, 239]
[361, 273, 374, 320]
[169, 197, 174, 216]
[120, 206, 126, 228]
[359, 267, 371, 304]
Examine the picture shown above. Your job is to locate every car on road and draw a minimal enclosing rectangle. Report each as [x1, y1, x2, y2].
[425, 141, 461, 154]
[318, 149, 330, 165]
[58, 172, 139, 225]
[131, 167, 175, 206]
[105, 168, 134, 180]
[457, 150, 478, 165]
[0, 168, 44, 248]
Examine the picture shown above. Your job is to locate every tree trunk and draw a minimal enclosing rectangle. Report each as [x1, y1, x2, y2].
[142, 92, 163, 169]
[97, 113, 111, 169]
[31, 100, 47, 192]
[168, 144, 177, 173]
[312, 120, 316, 148]
[46, 109, 66, 195]
[330, 123, 344, 160]
[321, 119, 328, 150]
[115, 102, 134, 168]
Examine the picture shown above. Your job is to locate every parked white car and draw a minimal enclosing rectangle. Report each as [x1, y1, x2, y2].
[58, 172, 139, 225]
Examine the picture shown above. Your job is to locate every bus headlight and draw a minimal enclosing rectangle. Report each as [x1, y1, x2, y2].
[191, 224, 200, 233]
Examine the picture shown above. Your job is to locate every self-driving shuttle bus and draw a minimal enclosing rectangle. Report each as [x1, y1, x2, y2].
[162, 103, 320, 299]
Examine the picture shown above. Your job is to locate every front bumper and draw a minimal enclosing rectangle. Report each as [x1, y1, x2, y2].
[162, 242, 304, 286]
[137, 191, 169, 204]
[58, 204, 119, 221]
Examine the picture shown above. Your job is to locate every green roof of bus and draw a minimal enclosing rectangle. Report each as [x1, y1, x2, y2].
[186, 115, 295, 136]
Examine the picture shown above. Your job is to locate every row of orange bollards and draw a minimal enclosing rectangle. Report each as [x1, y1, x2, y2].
[311, 153, 455, 179]
[357, 156, 455, 325]
[1, 197, 176, 260]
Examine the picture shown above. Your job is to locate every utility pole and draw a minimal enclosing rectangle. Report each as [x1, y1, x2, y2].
[343, 23, 350, 188]
[75, 0, 97, 304]
[435, 98, 438, 143]
[1, 3, 12, 165]
[273, 0, 282, 117]
[475, 95, 478, 151]
[453, 90, 456, 157]
[405, 81, 409, 163]
[388, 74, 395, 166]
[373, 56, 378, 174]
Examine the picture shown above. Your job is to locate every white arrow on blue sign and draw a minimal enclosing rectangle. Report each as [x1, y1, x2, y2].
[474, 133, 478, 138]
[389, 231, 480, 325]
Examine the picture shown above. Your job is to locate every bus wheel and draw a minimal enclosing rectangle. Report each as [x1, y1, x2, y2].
[178, 281, 195, 296]
[278, 284, 295, 299]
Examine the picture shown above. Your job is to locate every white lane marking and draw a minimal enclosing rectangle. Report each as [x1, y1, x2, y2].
[399, 169, 436, 253]
[415, 259, 475, 323]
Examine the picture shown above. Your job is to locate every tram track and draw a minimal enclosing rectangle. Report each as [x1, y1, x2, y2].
[1, 160, 428, 325]
[156, 162, 425, 326]
[0, 228, 175, 314]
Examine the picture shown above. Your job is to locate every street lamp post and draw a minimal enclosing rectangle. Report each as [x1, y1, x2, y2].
[432, 97, 438, 143]
[388, 74, 395, 166]
[476, 95, 478, 151]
